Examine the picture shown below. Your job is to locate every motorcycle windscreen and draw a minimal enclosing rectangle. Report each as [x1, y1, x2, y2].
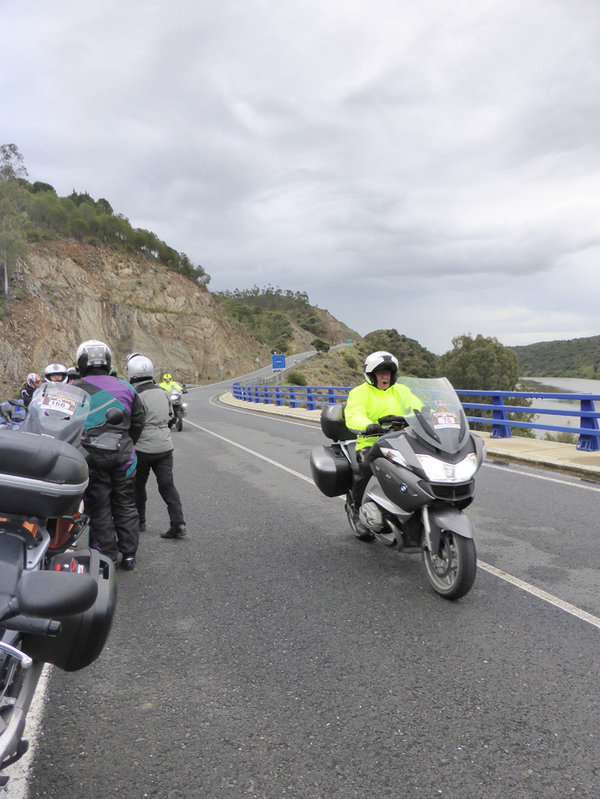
[21, 382, 90, 445]
[396, 377, 471, 455]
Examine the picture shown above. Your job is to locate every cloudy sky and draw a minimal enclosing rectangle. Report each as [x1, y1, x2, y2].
[3, 0, 600, 354]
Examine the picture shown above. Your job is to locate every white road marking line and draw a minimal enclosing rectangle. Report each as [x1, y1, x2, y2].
[187, 420, 314, 483]
[3, 665, 51, 797]
[484, 461, 600, 491]
[478, 561, 600, 629]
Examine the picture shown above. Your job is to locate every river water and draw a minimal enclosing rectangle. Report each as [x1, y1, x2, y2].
[520, 377, 600, 439]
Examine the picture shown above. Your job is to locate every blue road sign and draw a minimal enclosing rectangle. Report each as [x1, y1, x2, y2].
[271, 354, 286, 371]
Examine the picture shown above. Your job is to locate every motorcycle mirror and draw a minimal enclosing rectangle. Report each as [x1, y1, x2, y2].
[16, 571, 98, 618]
[105, 407, 124, 425]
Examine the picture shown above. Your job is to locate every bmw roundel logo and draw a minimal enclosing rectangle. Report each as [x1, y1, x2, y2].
[400, 483, 407, 493]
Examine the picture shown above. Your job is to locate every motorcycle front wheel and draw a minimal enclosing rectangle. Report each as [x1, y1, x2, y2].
[175, 411, 183, 432]
[422, 530, 476, 600]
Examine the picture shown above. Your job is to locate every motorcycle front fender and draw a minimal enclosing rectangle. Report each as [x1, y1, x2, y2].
[426, 506, 474, 554]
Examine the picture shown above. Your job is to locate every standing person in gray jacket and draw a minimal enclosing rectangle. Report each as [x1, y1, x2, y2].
[126, 354, 187, 540]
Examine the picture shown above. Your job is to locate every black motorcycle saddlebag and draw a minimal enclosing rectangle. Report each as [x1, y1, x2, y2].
[0, 431, 88, 519]
[320, 403, 354, 442]
[310, 443, 352, 497]
[22, 548, 116, 672]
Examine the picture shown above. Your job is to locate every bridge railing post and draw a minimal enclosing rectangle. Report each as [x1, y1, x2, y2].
[490, 394, 512, 438]
[577, 398, 600, 451]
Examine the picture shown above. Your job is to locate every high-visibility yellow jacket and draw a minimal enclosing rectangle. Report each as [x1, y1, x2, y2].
[159, 379, 183, 393]
[345, 381, 423, 450]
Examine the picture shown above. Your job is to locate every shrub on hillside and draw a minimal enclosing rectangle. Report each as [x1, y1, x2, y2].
[342, 351, 357, 370]
[286, 370, 307, 386]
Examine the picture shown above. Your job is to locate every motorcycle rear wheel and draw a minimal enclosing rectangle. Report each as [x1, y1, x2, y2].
[422, 530, 476, 600]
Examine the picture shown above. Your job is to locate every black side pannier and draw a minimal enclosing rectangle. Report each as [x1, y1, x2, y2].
[22, 549, 116, 672]
[310, 444, 352, 497]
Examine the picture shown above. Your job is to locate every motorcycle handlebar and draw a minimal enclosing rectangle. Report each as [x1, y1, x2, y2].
[2, 616, 62, 636]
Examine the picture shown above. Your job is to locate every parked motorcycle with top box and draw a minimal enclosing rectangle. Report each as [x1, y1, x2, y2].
[0, 382, 117, 783]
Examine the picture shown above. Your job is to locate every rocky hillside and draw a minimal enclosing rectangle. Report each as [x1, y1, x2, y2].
[0, 240, 354, 396]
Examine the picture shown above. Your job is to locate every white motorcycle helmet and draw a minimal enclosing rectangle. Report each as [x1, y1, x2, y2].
[363, 351, 399, 386]
[44, 363, 69, 383]
[126, 355, 154, 382]
[76, 340, 112, 376]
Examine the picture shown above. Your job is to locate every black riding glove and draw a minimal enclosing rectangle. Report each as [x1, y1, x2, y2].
[365, 423, 383, 436]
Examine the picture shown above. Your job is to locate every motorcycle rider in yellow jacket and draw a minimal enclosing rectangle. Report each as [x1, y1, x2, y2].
[159, 374, 184, 393]
[345, 351, 422, 535]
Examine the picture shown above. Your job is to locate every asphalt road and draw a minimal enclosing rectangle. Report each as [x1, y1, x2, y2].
[15, 384, 600, 798]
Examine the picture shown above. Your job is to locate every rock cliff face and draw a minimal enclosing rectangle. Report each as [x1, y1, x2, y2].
[0, 240, 356, 395]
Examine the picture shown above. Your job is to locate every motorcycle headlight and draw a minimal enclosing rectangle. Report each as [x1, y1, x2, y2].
[181, 402, 188, 409]
[416, 452, 478, 483]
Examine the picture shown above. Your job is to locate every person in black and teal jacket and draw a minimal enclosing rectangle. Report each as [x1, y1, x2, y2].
[74, 339, 145, 571]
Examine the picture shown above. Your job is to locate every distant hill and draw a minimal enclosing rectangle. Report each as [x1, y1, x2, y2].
[214, 286, 360, 354]
[288, 329, 440, 386]
[510, 336, 600, 378]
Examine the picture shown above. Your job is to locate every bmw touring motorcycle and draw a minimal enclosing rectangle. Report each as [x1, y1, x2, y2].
[310, 377, 486, 600]
[169, 387, 188, 432]
[0, 382, 116, 782]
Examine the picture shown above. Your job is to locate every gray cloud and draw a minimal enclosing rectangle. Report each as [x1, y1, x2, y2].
[2, 0, 600, 354]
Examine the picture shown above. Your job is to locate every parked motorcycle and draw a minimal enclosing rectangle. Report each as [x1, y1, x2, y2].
[169, 387, 188, 432]
[310, 377, 486, 600]
[0, 398, 27, 430]
[0, 382, 117, 783]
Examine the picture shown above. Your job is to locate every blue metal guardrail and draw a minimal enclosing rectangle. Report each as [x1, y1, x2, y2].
[231, 382, 600, 452]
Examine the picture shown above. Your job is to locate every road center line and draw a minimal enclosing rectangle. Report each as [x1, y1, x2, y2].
[189, 418, 600, 631]
[186, 420, 314, 483]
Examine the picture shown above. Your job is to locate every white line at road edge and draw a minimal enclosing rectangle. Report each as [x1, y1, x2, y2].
[477, 562, 600, 630]
[188, 419, 600, 632]
[3, 665, 51, 797]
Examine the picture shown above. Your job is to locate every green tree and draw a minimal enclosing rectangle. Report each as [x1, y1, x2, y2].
[311, 338, 330, 355]
[0, 144, 28, 296]
[440, 334, 532, 435]
[439, 334, 519, 390]
[357, 329, 439, 378]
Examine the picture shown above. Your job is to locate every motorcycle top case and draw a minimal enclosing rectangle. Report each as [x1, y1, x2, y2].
[0, 430, 88, 519]
[320, 403, 354, 442]
[22, 548, 117, 671]
[310, 443, 352, 497]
